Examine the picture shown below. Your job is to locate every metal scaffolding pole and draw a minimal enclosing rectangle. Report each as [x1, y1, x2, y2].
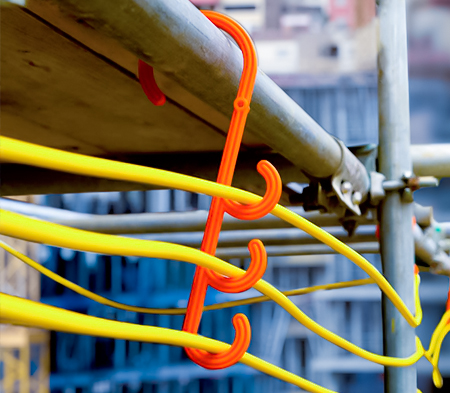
[215, 243, 379, 259]
[132, 226, 377, 248]
[378, 1, 417, 392]
[3, 198, 449, 271]
[50, 0, 369, 213]
[0, 198, 371, 233]
[411, 144, 450, 178]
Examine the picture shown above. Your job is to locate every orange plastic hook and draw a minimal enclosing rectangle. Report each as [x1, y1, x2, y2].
[223, 160, 282, 221]
[138, 10, 282, 370]
[180, 11, 273, 370]
[185, 313, 251, 370]
[206, 239, 267, 293]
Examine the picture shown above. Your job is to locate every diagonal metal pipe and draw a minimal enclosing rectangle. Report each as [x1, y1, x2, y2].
[49, 0, 370, 213]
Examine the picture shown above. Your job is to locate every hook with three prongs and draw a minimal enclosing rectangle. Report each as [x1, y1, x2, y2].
[138, 10, 282, 370]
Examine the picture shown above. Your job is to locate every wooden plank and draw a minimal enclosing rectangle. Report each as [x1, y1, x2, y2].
[1, 5, 228, 156]
[24, 0, 265, 147]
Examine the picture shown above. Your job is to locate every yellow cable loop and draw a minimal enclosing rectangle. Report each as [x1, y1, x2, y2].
[0, 240, 375, 314]
[0, 293, 335, 393]
[0, 209, 425, 367]
[425, 310, 450, 388]
[426, 310, 450, 356]
[428, 323, 450, 389]
[0, 136, 421, 329]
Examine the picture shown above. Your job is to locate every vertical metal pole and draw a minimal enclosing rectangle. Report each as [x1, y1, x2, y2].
[377, 1, 417, 392]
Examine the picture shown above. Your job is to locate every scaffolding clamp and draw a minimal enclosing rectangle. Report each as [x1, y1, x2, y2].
[369, 171, 439, 206]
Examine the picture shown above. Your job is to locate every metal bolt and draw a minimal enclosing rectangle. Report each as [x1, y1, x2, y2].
[352, 191, 362, 205]
[341, 181, 352, 194]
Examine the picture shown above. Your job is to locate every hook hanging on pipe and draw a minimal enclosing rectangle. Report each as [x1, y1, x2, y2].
[138, 10, 281, 370]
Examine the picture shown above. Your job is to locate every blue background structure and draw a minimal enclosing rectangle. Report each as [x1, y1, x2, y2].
[39, 77, 450, 393]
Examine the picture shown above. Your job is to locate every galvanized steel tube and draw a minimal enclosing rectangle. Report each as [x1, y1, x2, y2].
[0, 198, 373, 233]
[411, 144, 450, 178]
[216, 242, 379, 259]
[52, 0, 369, 199]
[377, 0, 417, 391]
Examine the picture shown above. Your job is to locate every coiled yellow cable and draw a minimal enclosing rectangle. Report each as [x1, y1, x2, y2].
[1, 239, 444, 391]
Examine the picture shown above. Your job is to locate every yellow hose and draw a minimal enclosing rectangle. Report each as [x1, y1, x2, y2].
[1, 136, 441, 388]
[0, 136, 421, 327]
[0, 210, 424, 367]
[425, 310, 450, 388]
[0, 292, 335, 393]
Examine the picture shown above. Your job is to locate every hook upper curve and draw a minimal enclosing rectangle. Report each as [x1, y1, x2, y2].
[184, 313, 251, 370]
[206, 239, 267, 293]
[223, 160, 282, 221]
[201, 11, 257, 101]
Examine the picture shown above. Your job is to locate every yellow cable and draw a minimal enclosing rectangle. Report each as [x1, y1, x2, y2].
[427, 310, 450, 356]
[0, 209, 424, 367]
[428, 322, 450, 389]
[0, 239, 375, 314]
[425, 310, 450, 388]
[0, 136, 445, 387]
[0, 136, 421, 328]
[0, 292, 335, 393]
[414, 274, 423, 326]
[204, 278, 376, 311]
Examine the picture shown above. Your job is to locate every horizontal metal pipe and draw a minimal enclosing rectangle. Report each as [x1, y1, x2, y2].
[438, 222, 450, 237]
[0, 198, 374, 233]
[131, 226, 377, 248]
[2, 199, 447, 269]
[52, 0, 369, 199]
[0, 153, 301, 203]
[0, 198, 87, 220]
[216, 242, 380, 259]
[411, 144, 450, 178]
